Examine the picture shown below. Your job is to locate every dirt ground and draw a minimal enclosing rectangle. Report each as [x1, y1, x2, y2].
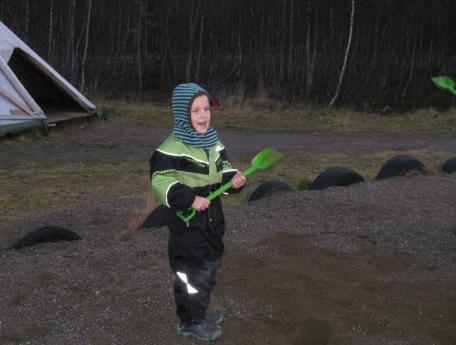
[1, 119, 455, 345]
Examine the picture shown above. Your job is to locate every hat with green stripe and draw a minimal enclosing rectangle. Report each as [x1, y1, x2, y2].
[172, 83, 218, 149]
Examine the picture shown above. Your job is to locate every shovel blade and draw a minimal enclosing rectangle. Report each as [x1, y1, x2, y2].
[251, 148, 283, 170]
[432, 76, 455, 91]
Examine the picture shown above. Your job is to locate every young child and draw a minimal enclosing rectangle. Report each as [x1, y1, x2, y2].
[149, 83, 246, 341]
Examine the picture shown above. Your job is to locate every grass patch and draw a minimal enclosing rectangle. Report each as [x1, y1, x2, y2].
[0, 148, 451, 224]
[214, 105, 456, 136]
[101, 100, 173, 128]
[0, 160, 149, 221]
[0, 117, 101, 146]
[99, 99, 456, 137]
[0, 126, 48, 146]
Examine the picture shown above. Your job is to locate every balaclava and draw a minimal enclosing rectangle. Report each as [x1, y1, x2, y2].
[172, 83, 219, 149]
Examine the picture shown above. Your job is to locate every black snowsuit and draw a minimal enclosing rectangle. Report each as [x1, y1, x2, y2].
[150, 134, 240, 324]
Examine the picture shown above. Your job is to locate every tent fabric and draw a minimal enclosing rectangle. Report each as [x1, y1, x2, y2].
[0, 21, 96, 137]
[0, 55, 41, 117]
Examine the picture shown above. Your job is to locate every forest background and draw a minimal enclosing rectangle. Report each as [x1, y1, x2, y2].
[1, 0, 456, 111]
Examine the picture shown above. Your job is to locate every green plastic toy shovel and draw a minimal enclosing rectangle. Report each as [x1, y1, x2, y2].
[431, 76, 456, 96]
[177, 148, 284, 223]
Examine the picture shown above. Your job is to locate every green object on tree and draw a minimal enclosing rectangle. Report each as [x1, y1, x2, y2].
[431, 76, 456, 96]
[177, 148, 284, 223]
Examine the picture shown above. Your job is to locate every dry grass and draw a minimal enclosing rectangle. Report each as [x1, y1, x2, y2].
[122, 192, 159, 239]
[0, 160, 149, 221]
[1, 149, 451, 222]
[100, 100, 172, 128]
[99, 98, 456, 137]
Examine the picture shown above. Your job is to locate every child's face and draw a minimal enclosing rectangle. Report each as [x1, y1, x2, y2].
[190, 95, 211, 133]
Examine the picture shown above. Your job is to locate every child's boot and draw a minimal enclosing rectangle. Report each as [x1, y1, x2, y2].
[205, 309, 224, 326]
[178, 319, 222, 341]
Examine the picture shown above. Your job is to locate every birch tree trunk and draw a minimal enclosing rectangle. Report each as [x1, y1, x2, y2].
[329, 0, 355, 107]
[401, 34, 417, 99]
[287, 0, 295, 80]
[80, 0, 93, 92]
[279, 0, 288, 84]
[24, 0, 30, 40]
[185, 0, 201, 82]
[401, 3, 422, 99]
[304, 0, 318, 101]
[195, 13, 204, 83]
[68, 0, 76, 84]
[136, 0, 144, 100]
[47, 0, 54, 64]
[237, 15, 242, 79]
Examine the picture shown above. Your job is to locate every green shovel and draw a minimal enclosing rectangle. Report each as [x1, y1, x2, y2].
[431, 76, 456, 96]
[177, 148, 284, 223]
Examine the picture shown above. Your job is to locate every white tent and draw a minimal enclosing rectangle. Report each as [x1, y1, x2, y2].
[0, 21, 96, 137]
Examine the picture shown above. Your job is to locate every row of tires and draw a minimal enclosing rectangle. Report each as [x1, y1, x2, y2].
[311, 155, 455, 190]
[140, 155, 456, 229]
[5, 156, 455, 250]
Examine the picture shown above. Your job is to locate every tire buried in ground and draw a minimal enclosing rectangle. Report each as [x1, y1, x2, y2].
[309, 167, 364, 190]
[140, 205, 170, 229]
[248, 180, 292, 202]
[442, 157, 456, 174]
[10, 226, 81, 250]
[375, 155, 425, 180]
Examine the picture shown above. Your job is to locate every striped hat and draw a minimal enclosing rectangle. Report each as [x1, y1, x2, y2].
[172, 83, 219, 149]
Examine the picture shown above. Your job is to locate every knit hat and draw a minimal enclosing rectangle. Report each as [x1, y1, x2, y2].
[172, 83, 219, 149]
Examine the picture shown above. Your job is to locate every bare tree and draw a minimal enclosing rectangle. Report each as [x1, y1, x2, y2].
[24, 0, 29, 40]
[47, 0, 54, 64]
[304, 0, 318, 101]
[68, 0, 77, 84]
[185, 0, 202, 82]
[329, 0, 355, 107]
[195, 12, 204, 83]
[287, 0, 295, 80]
[80, 0, 93, 92]
[136, 0, 144, 100]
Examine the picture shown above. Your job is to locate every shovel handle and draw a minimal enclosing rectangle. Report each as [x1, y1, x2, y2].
[208, 166, 257, 200]
[176, 166, 258, 223]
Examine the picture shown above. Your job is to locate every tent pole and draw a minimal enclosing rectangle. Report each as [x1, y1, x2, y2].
[0, 85, 33, 115]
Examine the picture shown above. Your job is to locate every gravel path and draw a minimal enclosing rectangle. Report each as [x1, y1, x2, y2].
[1, 120, 455, 166]
[1, 175, 455, 345]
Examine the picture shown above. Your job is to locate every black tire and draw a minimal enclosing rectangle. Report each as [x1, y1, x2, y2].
[309, 167, 364, 190]
[10, 226, 81, 250]
[442, 157, 456, 174]
[375, 155, 424, 180]
[140, 205, 170, 229]
[248, 180, 292, 202]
